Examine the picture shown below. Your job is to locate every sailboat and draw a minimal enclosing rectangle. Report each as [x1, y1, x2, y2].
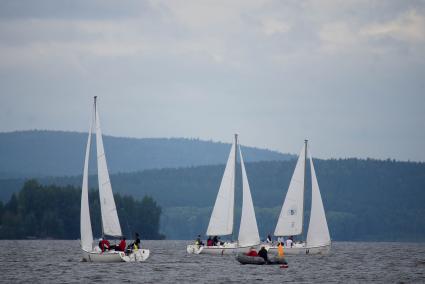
[186, 134, 261, 255]
[80, 96, 150, 262]
[267, 140, 331, 255]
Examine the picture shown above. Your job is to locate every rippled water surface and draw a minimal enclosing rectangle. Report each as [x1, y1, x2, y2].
[0, 240, 424, 283]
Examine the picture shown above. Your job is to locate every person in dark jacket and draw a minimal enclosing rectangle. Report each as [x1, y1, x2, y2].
[212, 236, 218, 246]
[266, 234, 272, 243]
[129, 233, 141, 250]
[195, 235, 204, 246]
[258, 246, 269, 263]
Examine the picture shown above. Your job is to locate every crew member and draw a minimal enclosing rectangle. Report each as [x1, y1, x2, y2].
[116, 237, 126, 251]
[246, 247, 258, 257]
[258, 246, 269, 263]
[278, 242, 285, 257]
[99, 238, 110, 252]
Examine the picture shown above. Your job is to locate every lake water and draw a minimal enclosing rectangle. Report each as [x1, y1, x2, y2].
[0, 240, 424, 283]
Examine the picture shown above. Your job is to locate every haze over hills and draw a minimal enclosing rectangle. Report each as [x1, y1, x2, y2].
[1, 130, 424, 242]
[0, 130, 293, 178]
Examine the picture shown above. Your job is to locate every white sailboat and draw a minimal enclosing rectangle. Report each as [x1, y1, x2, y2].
[80, 96, 150, 262]
[267, 140, 331, 255]
[187, 134, 261, 255]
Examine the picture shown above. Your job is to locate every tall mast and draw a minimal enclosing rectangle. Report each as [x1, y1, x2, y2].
[232, 133, 238, 241]
[94, 96, 105, 238]
[302, 139, 308, 240]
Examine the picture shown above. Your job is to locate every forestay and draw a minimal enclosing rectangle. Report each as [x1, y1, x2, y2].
[95, 103, 122, 237]
[80, 104, 94, 252]
[206, 137, 236, 236]
[274, 144, 306, 237]
[306, 151, 331, 247]
[237, 147, 260, 247]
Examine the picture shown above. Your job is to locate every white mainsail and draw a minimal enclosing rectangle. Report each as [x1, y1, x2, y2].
[274, 144, 306, 237]
[306, 152, 331, 247]
[206, 136, 236, 236]
[80, 104, 94, 252]
[237, 147, 260, 247]
[95, 100, 122, 237]
[80, 97, 151, 262]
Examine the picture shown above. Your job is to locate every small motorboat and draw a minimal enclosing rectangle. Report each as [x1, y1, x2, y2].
[236, 254, 288, 265]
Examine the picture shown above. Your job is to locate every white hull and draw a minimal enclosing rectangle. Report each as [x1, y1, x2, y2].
[82, 249, 150, 262]
[266, 243, 331, 255]
[187, 243, 259, 255]
[187, 243, 236, 255]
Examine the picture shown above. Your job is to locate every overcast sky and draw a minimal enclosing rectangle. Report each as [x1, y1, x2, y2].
[0, 0, 424, 161]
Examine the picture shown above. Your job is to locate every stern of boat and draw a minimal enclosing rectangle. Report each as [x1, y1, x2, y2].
[121, 249, 150, 262]
[186, 244, 203, 254]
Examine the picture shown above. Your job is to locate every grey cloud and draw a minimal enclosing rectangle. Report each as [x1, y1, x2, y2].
[0, 0, 424, 161]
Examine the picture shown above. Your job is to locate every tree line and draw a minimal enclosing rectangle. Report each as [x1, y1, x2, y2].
[0, 158, 424, 241]
[0, 180, 164, 240]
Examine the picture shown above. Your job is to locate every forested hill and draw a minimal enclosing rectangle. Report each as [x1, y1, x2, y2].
[1, 158, 424, 241]
[0, 130, 292, 178]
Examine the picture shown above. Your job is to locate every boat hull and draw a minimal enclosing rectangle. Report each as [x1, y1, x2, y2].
[82, 249, 150, 262]
[266, 243, 331, 255]
[186, 243, 259, 255]
[187, 243, 237, 255]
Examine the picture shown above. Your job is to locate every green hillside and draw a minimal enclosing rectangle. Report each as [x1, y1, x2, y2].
[1, 158, 424, 241]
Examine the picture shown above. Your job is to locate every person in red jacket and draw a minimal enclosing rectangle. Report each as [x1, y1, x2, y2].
[116, 237, 126, 252]
[246, 247, 258, 257]
[207, 237, 213, 246]
[99, 238, 110, 252]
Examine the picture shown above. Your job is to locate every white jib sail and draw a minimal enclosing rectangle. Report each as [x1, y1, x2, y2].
[237, 147, 260, 248]
[80, 105, 94, 252]
[274, 144, 306, 236]
[95, 101, 122, 237]
[206, 136, 236, 236]
[306, 151, 331, 247]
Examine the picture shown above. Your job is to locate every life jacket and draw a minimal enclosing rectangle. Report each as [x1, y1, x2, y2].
[278, 243, 285, 257]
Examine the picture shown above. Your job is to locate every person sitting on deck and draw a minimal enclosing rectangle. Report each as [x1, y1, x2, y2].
[134, 233, 141, 250]
[128, 232, 141, 250]
[266, 234, 272, 243]
[212, 236, 218, 246]
[285, 237, 293, 248]
[207, 237, 213, 246]
[116, 237, 126, 251]
[99, 238, 110, 252]
[195, 235, 204, 246]
[277, 236, 284, 244]
[258, 246, 268, 263]
[246, 247, 259, 257]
